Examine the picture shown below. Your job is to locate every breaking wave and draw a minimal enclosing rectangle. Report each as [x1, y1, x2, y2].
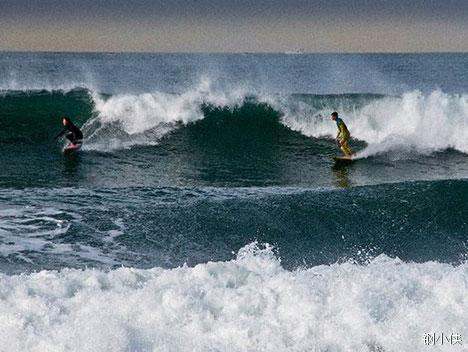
[85, 85, 468, 156]
[280, 90, 468, 158]
[1, 80, 467, 157]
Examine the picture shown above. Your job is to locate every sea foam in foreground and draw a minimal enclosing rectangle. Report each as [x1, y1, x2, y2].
[1, 244, 466, 352]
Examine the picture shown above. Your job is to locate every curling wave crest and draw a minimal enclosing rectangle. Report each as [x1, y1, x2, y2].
[83, 82, 468, 157]
[280, 90, 468, 157]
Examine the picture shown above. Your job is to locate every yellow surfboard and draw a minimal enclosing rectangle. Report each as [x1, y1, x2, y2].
[333, 156, 354, 165]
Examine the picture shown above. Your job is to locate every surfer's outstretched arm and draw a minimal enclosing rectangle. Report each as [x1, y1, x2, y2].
[54, 128, 67, 140]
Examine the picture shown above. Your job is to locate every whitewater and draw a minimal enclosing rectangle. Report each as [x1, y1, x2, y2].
[1, 243, 466, 352]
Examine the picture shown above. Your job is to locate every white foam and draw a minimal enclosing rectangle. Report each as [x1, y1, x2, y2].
[281, 91, 468, 158]
[0, 205, 122, 266]
[83, 78, 247, 151]
[0, 243, 466, 352]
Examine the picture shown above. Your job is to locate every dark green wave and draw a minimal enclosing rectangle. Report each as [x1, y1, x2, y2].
[0, 89, 384, 145]
[0, 89, 94, 144]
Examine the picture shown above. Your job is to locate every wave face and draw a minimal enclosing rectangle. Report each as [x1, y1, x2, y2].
[84, 86, 468, 156]
[2, 84, 468, 188]
[0, 244, 466, 352]
[83, 79, 249, 150]
[2, 84, 467, 158]
[0, 89, 94, 144]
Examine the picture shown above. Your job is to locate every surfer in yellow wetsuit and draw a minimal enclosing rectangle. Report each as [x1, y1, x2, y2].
[331, 111, 353, 157]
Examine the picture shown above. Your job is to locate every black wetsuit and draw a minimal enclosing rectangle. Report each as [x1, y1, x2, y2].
[55, 122, 83, 144]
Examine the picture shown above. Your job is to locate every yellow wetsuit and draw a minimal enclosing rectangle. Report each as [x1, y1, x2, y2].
[336, 117, 353, 156]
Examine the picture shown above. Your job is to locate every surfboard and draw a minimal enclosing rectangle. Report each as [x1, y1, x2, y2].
[63, 142, 82, 154]
[333, 156, 354, 165]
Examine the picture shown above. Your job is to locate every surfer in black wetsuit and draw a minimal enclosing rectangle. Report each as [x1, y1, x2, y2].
[55, 117, 83, 145]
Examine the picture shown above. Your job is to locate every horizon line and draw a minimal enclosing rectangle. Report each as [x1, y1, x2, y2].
[1, 49, 467, 55]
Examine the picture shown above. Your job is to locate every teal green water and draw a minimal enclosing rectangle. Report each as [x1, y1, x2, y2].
[0, 53, 467, 273]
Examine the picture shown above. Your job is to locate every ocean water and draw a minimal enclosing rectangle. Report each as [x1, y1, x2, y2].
[0, 52, 467, 351]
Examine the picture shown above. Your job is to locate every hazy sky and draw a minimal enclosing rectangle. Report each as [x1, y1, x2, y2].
[0, 0, 467, 52]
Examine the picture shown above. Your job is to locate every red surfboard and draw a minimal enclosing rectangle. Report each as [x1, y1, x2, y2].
[63, 142, 82, 154]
